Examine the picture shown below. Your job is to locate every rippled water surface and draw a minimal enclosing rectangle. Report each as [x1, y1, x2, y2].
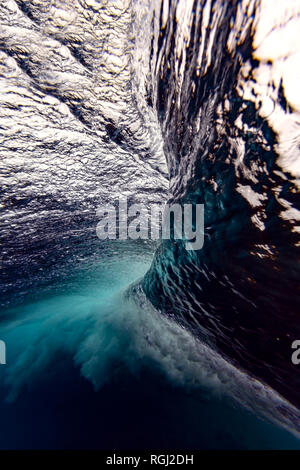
[0, 0, 300, 449]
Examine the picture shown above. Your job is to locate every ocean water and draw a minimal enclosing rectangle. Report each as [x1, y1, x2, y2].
[0, 246, 300, 449]
[0, 0, 300, 450]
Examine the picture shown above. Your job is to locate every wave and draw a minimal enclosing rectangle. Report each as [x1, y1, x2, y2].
[136, 0, 300, 409]
[2, 264, 300, 438]
[0, 0, 299, 441]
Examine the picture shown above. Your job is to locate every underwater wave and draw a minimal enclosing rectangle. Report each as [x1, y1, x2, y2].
[0, 0, 300, 446]
[137, 0, 300, 410]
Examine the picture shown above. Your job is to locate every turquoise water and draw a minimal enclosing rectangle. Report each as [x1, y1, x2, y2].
[0, 251, 300, 449]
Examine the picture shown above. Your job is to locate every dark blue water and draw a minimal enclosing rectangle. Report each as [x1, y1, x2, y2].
[0, 251, 299, 449]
